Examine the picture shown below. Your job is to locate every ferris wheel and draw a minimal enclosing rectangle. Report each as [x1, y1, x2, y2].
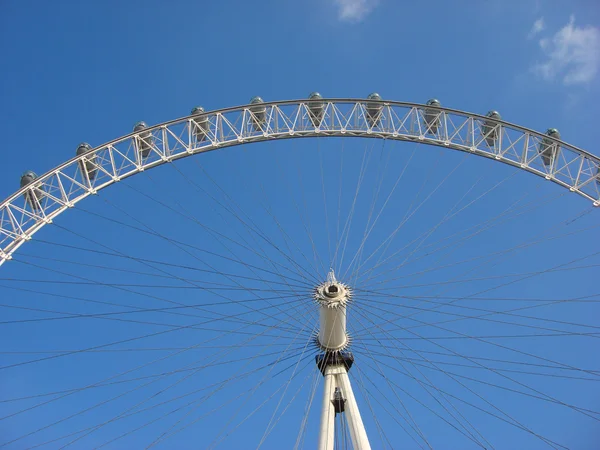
[0, 94, 599, 449]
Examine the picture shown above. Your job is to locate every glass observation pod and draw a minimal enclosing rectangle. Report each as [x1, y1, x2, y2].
[249, 96, 266, 131]
[365, 92, 383, 127]
[539, 128, 560, 167]
[482, 110, 502, 147]
[20, 170, 43, 211]
[191, 106, 209, 142]
[76, 142, 97, 181]
[133, 121, 153, 159]
[424, 98, 441, 134]
[307, 92, 325, 127]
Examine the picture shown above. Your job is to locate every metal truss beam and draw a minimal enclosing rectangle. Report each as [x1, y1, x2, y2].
[1, 98, 599, 266]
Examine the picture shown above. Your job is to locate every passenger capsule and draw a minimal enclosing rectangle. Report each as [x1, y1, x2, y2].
[482, 111, 502, 146]
[249, 96, 266, 131]
[133, 121, 153, 159]
[20, 171, 43, 211]
[308, 92, 325, 127]
[424, 99, 441, 134]
[76, 142, 97, 181]
[539, 128, 560, 167]
[366, 93, 383, 127]
[191, 106, 209, 142]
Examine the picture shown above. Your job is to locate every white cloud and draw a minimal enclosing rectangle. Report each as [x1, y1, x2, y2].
[533, 16, 600, 85]
[333, 0, 379, 22]
[528, 17, 545, 39]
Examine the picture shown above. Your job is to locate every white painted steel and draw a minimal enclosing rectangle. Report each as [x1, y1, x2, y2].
[318, 364, 371, 450]
[2, 98, 599, 267]
[318, 365, 336, 450]
[318, 306, 348, 351]
[316, 274, 350, 351]
[337, 369, 371, 450]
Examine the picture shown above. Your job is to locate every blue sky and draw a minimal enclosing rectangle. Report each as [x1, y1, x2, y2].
[0, 0, 599, 448]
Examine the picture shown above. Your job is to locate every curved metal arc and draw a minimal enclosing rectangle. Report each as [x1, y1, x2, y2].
[1, 98, 599, 266]
[8, 98, 596, 190]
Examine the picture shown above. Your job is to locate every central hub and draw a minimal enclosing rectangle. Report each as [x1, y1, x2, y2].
[315, 270, 351, 351]
[315, 280, 350, 308]
[315, 270, 351, 307]
[326, 285, 339, 296]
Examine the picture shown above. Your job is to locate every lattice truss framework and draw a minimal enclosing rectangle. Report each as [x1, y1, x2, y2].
[1, 99, 599, 265]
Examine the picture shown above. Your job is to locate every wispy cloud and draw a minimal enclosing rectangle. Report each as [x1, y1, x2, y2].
[528, 17, 545, 39]
[532, 16, 600, 85]
[333, 0, 379, 23]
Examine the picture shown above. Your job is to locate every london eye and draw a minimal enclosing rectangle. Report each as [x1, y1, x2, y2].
[1, 94, 599, 448]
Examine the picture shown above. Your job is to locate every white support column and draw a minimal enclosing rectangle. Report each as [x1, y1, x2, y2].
[317, 363, 371, 450]
[337, 369, 371, 450]
[316, 271, 370, 450]
[318, 365, 336, 450]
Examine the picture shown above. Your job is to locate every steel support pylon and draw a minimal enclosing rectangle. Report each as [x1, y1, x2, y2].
[315, 271, 370, 449]
[318, 362, 371, 450]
